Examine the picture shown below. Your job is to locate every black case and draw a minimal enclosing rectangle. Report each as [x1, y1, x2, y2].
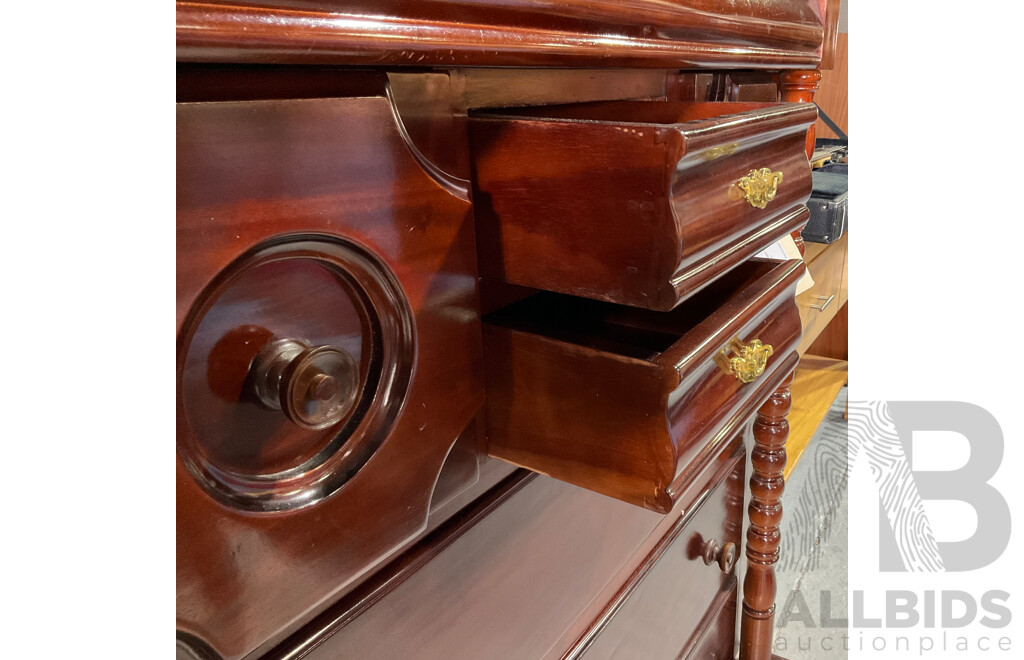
[802, 167, 848, 244]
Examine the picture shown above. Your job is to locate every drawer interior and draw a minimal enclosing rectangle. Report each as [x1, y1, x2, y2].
[482, 258, 803, 511]
[484, 258, 782, 358]
[477, 100, 785, 125]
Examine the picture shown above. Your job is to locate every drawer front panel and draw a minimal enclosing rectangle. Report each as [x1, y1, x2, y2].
[276, 440, 743, 660]
[470, 101, 816, 311]
[176, 83, 485, 659]
[579, 455, 744, 660]
[679, 589, 739, 660]
[484, 259, 803, 511]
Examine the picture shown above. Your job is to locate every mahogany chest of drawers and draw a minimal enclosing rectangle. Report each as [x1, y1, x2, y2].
[176, 3, 837, 659]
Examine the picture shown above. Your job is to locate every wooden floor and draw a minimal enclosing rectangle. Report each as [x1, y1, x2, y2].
[784, 354, 848, 479]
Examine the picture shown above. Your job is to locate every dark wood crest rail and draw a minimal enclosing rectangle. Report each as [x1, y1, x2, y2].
[177, 0, 824, 68]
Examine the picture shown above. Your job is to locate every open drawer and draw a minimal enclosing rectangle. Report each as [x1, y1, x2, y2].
[482, 258, 804, 512]
[469, 101, 817, 311]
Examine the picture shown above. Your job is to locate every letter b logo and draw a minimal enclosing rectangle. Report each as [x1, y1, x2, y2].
[859, 401, 1011, 572]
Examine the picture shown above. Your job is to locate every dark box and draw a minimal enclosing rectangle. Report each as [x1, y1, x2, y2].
[802, 168, 848, 244]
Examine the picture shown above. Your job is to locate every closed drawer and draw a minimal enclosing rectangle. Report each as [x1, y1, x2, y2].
[287, 440, 744, 660]
[470, 101, 817, 311]
[483, 258, 804, 512]
[678, 589, 739, 660]
[579, 454, 743, 660]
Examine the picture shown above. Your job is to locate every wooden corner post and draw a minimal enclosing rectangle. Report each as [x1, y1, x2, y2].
[739, 371, 794, 660]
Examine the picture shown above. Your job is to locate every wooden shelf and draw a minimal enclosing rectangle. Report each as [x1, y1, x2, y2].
[784, 354, 848, 479]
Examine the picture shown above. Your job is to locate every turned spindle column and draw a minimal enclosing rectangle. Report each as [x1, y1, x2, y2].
[779, 69, 822, 158]
[739, 371, 794, 660]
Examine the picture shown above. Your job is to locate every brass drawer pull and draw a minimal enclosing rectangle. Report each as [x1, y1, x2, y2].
[737, 167, 784, 209]
[715, 337, 774, 384]
[810, 294, 835, 311]
[702, 538, 738, 574]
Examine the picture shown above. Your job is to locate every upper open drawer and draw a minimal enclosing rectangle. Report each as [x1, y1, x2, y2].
[482, 258, 804, 512]
[469, 101, 817, 311]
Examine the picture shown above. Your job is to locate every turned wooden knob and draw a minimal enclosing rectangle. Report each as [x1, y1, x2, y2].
[702, 539, 738, 574]
[250, 338, 359, 431]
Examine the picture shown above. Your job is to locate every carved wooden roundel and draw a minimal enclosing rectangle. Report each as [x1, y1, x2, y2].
[176, 235, 416, 512]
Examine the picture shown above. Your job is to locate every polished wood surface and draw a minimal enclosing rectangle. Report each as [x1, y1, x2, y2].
[783, 355, 847, 478]
[453, 68, 670, 110]
[177, 0, 825, 69]
[176, 76, 490, 659]
[815, 32, 849, 139]
[580, 457, 743, 659]
[265, 439, 743, 660]
[483, 259, 804, 512]
[739, 372, 794, 660]
[796, 232, 848, 354]
[779, 70, 823, 158]
[176, 3, 832, 654]
[680, 590, 740, 660]
[470, 101, 816, 310]
[259, 467, 533, 660]
[819, 0, 843, 71]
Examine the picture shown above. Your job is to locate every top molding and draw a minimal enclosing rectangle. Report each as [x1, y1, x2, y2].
[177, 0, 825, 69]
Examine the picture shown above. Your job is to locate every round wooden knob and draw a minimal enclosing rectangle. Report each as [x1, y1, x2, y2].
[718, 541, 737, 574]
[702, 538, 737, 574]
[308, 373, 340, 401]
[251, 338, 359, 431]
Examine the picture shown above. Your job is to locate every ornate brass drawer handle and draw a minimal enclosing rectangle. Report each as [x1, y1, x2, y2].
[715, 337, 774, 384]
[737, 168, 784, 209]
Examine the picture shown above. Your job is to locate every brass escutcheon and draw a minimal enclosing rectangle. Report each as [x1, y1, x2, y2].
[736, 167, 784, 209]
[702, 142, 739, 161]
[715, 336, 774, 384]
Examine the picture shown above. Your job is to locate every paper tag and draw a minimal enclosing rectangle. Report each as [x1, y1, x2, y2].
[753, 235, 815, 294]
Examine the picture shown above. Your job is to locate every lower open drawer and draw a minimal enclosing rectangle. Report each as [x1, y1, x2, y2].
[483, 258, 803, 511]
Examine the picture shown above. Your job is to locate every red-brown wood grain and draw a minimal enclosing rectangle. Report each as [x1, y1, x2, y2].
[819, 0, 843, 71]
[482, 259, 805, 512]
[470, 101, 816, 311]
[814, 33, 848, 140]
[680, 589, 740, 660]
[177, 76, 489, 659]
[579, 455, 743, 658]
[175, 7, 822, 652]
[177, 0, 825, 69]
[780, 70, 823, 158]
[739, 372, 795, 660]
[263, 438, 744, 660]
